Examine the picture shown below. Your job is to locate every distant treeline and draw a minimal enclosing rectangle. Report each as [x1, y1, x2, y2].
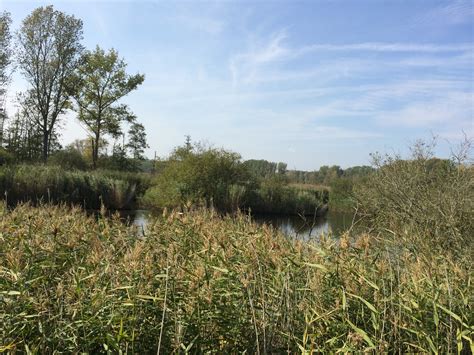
[243, 158, 374, 185]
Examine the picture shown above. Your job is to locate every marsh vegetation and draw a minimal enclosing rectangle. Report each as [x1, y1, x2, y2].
[0, 4, 472, 353]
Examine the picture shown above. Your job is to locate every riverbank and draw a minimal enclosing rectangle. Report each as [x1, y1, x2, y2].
[1, 204, 471, 353]
[0, 164, 151, 210]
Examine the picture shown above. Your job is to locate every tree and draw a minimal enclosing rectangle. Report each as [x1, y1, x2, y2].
[17, 5, 83, 162]
[69, 46, 144, 168]
[127, 122, 148, 159]
[0, 11, 12, 146]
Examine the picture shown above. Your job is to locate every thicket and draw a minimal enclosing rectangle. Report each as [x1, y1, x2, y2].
[355, 138, 473, 260]
[142, 143, 327, 215]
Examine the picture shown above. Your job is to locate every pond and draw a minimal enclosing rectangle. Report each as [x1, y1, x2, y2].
[119, 209, 356, 239]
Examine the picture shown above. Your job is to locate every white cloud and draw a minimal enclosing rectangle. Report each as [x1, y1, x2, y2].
[229, 30, 289, 85]
[375, 93, 473, 128]
[229, 27, 472, 87]
[415, 0, 474, 26]
[296, 42, 472, 54]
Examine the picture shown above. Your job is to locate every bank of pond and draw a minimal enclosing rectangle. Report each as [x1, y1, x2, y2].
[0, 164, 336, 216]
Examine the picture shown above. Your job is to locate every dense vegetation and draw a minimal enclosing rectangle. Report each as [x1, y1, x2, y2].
[0, 4, 472, 353]
[1, 205, 471, 352]
[142, 142, 328, 215]
[0, 164, 151, 209]
[1, 140, 472, 353]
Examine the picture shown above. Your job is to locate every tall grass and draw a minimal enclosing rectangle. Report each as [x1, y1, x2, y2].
[1, 204, 472, 353]
[247, 183, 328, 215]
[0, 165, 151, 209]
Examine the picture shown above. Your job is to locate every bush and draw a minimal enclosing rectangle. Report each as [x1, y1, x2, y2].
[48, 148, 89, 170]
[246, 176, 328, 215]
[143, 143, 327, 215]
[329, 177, 354, 210]
[355, 139, 473, 259]
[0, 148, 14, 166]
[142, 144, 252, 211]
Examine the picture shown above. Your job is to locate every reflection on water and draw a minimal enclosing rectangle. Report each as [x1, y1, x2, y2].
[119, 210, 355, 239]
[253, 211, 355, 239]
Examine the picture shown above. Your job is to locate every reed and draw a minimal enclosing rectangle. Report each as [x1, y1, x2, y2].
[0, 165, 150, 210]
[1, 204, 471, 353]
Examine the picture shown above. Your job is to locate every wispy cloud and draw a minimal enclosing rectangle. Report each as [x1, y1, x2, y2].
[229, 27, 472, 87]
[415, 0, 474, 26]
[375, 92, 473, 128]
[297, 42, 472, 54]
[230, 30, 289, 85]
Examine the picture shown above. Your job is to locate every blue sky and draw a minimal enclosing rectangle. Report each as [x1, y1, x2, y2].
[1, 0, 473, 170]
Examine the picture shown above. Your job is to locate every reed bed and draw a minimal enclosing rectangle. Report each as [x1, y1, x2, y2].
[1, 204, 472, 353]
[0, 165, 149, 209]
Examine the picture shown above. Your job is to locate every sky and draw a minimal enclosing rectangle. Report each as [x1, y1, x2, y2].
[1, 0, 473, 170]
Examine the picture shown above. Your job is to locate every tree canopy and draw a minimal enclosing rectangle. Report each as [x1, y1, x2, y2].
[69, 46, 145, 168]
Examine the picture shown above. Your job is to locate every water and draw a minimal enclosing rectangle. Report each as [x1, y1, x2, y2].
[119, 209, 356, 239]
[252, 211, 355, 239]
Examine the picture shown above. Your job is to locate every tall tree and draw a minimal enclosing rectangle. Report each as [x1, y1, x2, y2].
[69, 46, 144, 168]
[0, 11, 12, 146]
[127, 122, 148, 160]
[17, 5, 83, 162]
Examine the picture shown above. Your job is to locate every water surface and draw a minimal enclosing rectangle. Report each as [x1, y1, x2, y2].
[120, 210, 355, 239]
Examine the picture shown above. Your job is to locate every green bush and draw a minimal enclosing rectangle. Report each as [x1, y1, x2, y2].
[48, 148, 89, 170]
[142, 144, 252, 211]
[246, 176, 328, 215]
[143, 144, 326, 215]
[0, 148, 14, 166]
[329, 177, 355, 210]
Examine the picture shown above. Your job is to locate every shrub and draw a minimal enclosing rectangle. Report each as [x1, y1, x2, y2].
[354, 139, 473, 259]
[0, 148, 14, 166]
[48, 148, 89, 170]
[142, 143, 252, 211]
[247, 176, 328, 215]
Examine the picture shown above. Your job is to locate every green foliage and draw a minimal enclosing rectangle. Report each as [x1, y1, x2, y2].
[248, 176, 328, 215]
[144, 144, 327, 215]
[329, 177, 355, 210]
[242, 159, 280, 179]
[0, 10, 11, 102]
[1, 205, 472, 353]
[355, 139, 473, 259]
[48, 147, 89, 170]
[126, 122, 148, 160]
[68, 46, 145, 168]
[17, 5, 84, 162]
[143, 143, 251, 211]
[0, 147, 13, 165]
[0, 165, 145, 209]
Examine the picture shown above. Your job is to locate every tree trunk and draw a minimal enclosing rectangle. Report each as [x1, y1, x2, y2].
[42, 130, 48, 163]
[93, 131, 100, 169]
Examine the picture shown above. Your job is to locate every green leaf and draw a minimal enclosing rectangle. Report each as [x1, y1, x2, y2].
[347, 319, 375, 348]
